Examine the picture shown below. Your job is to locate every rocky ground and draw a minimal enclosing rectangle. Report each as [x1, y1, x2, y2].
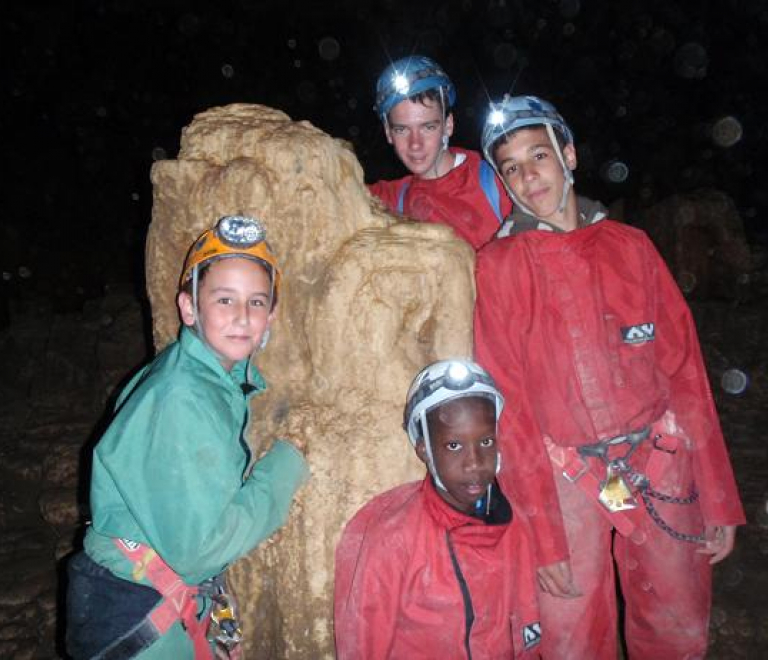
[0, 289, 766, 659]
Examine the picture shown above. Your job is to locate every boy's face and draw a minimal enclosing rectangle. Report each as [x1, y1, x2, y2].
[416, 397, 498, 514]
[178, 257, 274, 371]
[494, 126, 577, 225]
[385, 98, 454, 180]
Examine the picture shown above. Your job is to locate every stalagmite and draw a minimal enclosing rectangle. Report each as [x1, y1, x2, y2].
[146, 103, 476, 658]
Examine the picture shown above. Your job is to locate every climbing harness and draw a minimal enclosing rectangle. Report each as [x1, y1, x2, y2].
[101, 538, 244, 659]
[549, 427, 705, 543]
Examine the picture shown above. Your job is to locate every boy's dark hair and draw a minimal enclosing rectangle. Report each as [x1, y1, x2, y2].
[388, 89, 453, 122]
[491, 125, 569, 162]
[179, 260, 279, 310]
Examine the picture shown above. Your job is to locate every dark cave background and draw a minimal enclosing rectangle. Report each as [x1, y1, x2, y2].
[2, 0, 766, 319]
[2, 4, 768, 657]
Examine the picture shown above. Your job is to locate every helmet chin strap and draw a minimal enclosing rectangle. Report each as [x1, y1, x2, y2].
[545, 123, 574, 215]
[420, 417, 502, 495]
[426, 87, 451, 180]
[491, 123, 575, 220]
[384, 87, 453, 180]
[192, 265, 205, 340]
[190, 262, 276, 376]
[420, 415, 447, 491]
[190, 264, 229, 367]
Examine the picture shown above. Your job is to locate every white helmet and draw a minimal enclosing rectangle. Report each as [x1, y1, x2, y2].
[404, 359, 504, 491]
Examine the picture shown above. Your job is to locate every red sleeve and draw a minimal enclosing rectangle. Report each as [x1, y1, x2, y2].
[474, 243, 570, 566]
[368, 178, 408, 215]
[648, 236, 745, 526]
[334, 496, 407, 660]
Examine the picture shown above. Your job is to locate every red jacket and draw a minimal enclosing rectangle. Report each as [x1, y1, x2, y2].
[474, 219, 746, 566]
[368, 148, 510, 250]
[335, 477, 541, 659]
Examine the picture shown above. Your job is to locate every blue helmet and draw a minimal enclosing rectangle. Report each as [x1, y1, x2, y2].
[481, 95, 574, 165]
[374, 55, 456, 120]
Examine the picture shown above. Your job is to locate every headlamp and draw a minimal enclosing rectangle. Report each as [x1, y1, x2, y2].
[216, 215, 266, 248]
[445, 362, 472, 389]
[405, 362, 495, 423]
[393, 73, 410, 95]
[488, 108, 506, 127]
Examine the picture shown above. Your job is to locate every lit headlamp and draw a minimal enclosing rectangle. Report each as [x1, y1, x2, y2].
[445, 362, 472, 389]
[393, 72, 410, 95]
[488, 107, 506, 127]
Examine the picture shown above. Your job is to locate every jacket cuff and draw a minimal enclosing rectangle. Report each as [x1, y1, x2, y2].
[269, 439, 311, 488]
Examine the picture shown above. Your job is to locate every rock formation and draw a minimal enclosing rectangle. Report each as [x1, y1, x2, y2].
[146, 103, 476, 658]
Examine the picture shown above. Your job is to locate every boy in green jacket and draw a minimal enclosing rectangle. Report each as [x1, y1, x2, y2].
[66, 215, 309, 659]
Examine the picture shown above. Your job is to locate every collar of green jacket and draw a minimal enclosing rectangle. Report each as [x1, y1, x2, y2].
[179, 325, 266, 395]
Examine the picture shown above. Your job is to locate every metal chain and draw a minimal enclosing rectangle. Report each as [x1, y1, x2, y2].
[638, 489, 705, 543]
[620, 464, 705, 543]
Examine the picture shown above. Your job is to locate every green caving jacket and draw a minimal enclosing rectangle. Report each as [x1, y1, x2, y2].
[83, 326, 309, 657]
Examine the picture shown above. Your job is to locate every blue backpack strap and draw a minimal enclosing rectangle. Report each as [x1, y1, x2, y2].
[479, 160, 502, 223]
[397, 180, 410, 214]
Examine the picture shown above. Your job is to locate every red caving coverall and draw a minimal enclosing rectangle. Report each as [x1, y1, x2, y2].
[334, 476, 542, 659]
[474, 217, 745, 659]
[368, 147, 510, 250]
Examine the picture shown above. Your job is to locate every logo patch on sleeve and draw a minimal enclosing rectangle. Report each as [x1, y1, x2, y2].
[523, 622, 542, 649]
[621, 323, 655, 344]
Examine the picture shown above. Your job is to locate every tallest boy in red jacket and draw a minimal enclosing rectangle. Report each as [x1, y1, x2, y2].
[474, 95, 744, 659]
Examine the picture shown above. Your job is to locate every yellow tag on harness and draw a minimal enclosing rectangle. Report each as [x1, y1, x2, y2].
[598, 467, 638, 512]
[131, 548, 158, 582]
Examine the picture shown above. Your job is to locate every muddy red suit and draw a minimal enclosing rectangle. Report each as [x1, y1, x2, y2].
[335, 477, 541, 659]
[475, 219, 745, 659]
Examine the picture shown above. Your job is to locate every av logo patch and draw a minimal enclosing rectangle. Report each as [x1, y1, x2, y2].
[522, 622, 542, 649]
[621, 322, 655, 344]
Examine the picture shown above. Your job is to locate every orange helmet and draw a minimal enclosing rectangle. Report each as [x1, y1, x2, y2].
[180, 215, 281, 296]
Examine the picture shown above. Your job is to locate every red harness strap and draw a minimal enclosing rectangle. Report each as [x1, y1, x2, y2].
[114, 539, 213, 659]
[546, 438, 637, 536]
[545, 424, 678, 539]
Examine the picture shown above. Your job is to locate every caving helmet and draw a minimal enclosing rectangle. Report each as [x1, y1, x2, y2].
[374, 55, 456, 121]
[180, 215, 281, 299]
[180, 215, 281, 353]
[404, 359, 504, 490]
[481, 95, 575, 215]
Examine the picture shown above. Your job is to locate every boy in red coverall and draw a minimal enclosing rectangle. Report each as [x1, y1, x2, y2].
[334, 359, 541, 659]
[368, 55, 509, 249]
[474, 95, 745, 659]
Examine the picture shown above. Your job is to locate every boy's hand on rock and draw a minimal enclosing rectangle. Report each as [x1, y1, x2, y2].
[697, 525, 736, 564]
[537, 560, 582, 598]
